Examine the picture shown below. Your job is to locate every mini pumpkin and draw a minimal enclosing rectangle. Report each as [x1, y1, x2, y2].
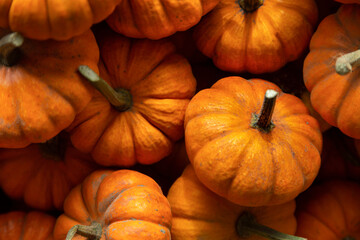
[106, 0, 220, 40]
[0, 29, 99, 148]
[167, 165, 305, 240]
[303, 4, 360, 139]
[53, 169, 172, 240]
[0, 0, 122, 40]
[67, 30, 196, 167]
[0, 211, 55, 240]
[295, 180, 360, 239]
[185, 76, 322, 206]
[193, 0, 318, 74]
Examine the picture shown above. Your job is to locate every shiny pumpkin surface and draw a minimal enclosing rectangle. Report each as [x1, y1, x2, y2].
[303, 4, 360, 139]
[167, 165, 297, 240]
[53, 169, 172, 240]
[0, 0, 121, 40]
[67, 31, 196, 167]
[0, 29, 98, 148]
[106, 0, 220, 40]
[184, 76, 322, 206]
[295, 180, 360, 240]
[193, 0, 318, 74]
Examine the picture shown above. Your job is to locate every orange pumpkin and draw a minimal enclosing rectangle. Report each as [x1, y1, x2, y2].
[0, 0, 121, 40]
[295, 180, 360, 239]
[0, 133, 98, 210]
[303, 4, 360, 139]
[106, 0, 220, 40]
[185, 76, 322, 206]
[67, 30, 196, 167]
[167, 165, 304, 240]
[0, 211, 55, 240]
[0, 29, 99, 148]
[53, 169, 172, 240]
[193, 0, 318, 74]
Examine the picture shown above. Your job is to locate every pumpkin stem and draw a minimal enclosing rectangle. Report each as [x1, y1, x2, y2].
[0, 32, 24, 67]
[238, 0, 264, 12]
[66, 222, 102, 240]
[78, 65, 132, 111]
[335, 49, 360, 75]
[251, 89, 278, 132]
[236, 212, 307, 240]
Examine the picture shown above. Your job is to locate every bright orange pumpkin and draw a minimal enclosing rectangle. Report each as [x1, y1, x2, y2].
[185, 76, 322, 206]
[106, 0, 220, 40]
[193, 0, 318, 74]
[53, 169, 172, 240]
[295, 180, 360, 239]
[303, 4, 360, 139]
[0, 211, 55, 240]
[0, 0, 122, 40]
[0, 133, 98, 210]
[167, 165, 304, 240]
[67, 30, 196, 167]
[0, 29, 99, 148]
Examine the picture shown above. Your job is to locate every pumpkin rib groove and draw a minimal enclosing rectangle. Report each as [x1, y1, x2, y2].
[157, 0, 174, 30]
[127, 0, 141, 34]
[44, 0, 53, 39]
[334, 6, 358, 47]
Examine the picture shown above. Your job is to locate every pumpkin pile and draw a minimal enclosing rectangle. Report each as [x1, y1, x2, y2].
[0, 0, 360, 240]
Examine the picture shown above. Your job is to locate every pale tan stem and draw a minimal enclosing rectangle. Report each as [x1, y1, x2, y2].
[335, 49, 360, 75]
[66, 222, 102, 240]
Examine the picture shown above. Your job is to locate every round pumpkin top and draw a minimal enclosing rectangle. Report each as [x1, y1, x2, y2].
[67, 31, 196, 167]
[303, 4, 360, 139]
[0, 29, 99, 148]
[106, 0, 220, 40]
[193, 0, 318, 74]
[53, 169, 172, 240]
[167, 165, 298, 240]
[295, 180, 360, 240]
[0, 211, 55, 240]
[184, 76, 322, 207]
[0, 0, 122, 40]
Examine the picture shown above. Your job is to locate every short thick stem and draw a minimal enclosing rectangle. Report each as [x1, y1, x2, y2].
[78, 65, 132, 111]
[66, 222, 102, 240]
[0, 32, 24, 67]
[251, 89, 278, 132]
[236, 212, 307, 240]
[238, 0, 264, 12]
[335, 49, 360, 75]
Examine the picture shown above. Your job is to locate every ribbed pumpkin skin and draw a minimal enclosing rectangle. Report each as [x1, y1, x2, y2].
[106, 0, 220, 40]
[295, 180, 360, 240]
[184, 77, 322, 206]
[193, 0, 318, 74]
[0, 29, 99, 148]
[0, 0, 121, 40]
[53, 169, 172, 240]
[67, 31, 196, 167]
[0, 211, 55, 240]
[167, 165, 297, 240]
[303, 4, 360, 139]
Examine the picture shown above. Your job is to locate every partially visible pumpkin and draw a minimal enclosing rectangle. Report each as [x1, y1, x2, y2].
[0, 0, 122, 40]
[0, 133, 98, 210]
[0, 211, 55, 240]
[67, 30, 196, 167]
[53, 169, 172, 240]
[193, 0, 318, 74]
[106, 0, 220, 40]
[185, 76, 322, 206]
[303, 4, 360, 139]
[295, 180, 360, 239]
[0, 29, 99, 148]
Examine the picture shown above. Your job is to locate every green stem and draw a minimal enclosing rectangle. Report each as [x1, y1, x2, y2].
[251, 89, 278, 132]
[66, 222, 102, 240]
[236, 212, 307, 240]
[78, 65, 132, 111]
[335, 49, 360, 75]
[0, 32, 24, 67]
[238, 0, 264, 12]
